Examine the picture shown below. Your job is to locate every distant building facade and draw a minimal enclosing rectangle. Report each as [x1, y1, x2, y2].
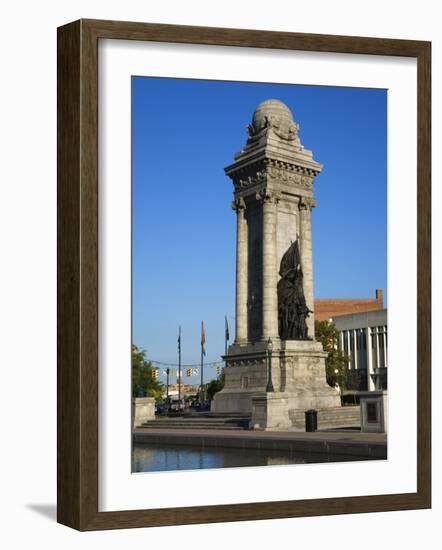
[314, 289, 384, 321]
[331, 309, 388, 392]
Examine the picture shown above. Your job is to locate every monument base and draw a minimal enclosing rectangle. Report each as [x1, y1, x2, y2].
[211, 339, 341, 422]
[250, 392, 291, 431]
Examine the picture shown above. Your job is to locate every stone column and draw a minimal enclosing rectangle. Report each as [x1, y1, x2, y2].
[353, 329, 359, 370]
[367, 326, 375, 390]
[232, 197, 248, 343]
[375, 327, 381, 369]
[299, 198, 316, 339]
[260, 190, 279, 340]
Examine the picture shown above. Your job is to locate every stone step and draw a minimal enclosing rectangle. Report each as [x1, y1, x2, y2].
[289, 408, 360, 418]
[141, 415, 251, 431]
[290, 416, 360, 422]
[141, 423, 247, 431]
[153, 419, 250, 426]
[289, 406, 360, 429]
[147, 425, 250, 430]
[155, 417, 250, 424]
[162, 415, 250, 422]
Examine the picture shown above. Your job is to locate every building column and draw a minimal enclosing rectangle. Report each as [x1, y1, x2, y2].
[232, 197, 248, 344]
[346, 330, 350, 367]
[353, 329, 359, 370]
[260, 190, 279, 340]
[299, 197, 316, 339]
[383, 325, 388, 367]
[375, 327, 381, 370]
[367, 326, 375, 390]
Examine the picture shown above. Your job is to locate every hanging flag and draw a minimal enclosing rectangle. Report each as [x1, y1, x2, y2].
[201, 321, 206, 356]
[178, 325, 181, 352]
[225, 315, 230, 341]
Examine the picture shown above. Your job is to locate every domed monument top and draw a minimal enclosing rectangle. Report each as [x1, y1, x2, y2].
[226, 97, 322, 186]
[248, 99, 300, 143]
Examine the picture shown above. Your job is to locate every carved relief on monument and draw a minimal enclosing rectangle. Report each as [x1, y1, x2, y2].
[255, 188, 281, 205]
[246, 99, 301, 146]
[247, 115, 300, 145]
[266, 165, 314, 188]
[299, 196, 317, 210]
[233, 170, 267, 192]
[231, 196, 246, 212]
[232, 164, 315, 193]
[226, 358, 266, 368]
[277, 240, 312, 340]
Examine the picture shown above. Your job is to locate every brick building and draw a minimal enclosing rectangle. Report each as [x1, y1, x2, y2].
[314, 289, 384, 321]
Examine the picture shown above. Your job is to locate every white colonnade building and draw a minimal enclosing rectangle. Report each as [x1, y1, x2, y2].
[331, 309, 388, 392]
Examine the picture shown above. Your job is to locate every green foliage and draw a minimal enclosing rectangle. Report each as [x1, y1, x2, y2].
[132, 344, 164, 399]
[315, 320, 349, 389]
[206, 372, 225, 401]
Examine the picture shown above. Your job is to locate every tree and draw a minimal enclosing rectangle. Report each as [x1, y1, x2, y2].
[132, 344, 164, 399]
[315, 320, 349, 389]
[206, 372, 225, 401]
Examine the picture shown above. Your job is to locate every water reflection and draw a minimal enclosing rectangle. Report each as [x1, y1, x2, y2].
[132, 442, 374, 473]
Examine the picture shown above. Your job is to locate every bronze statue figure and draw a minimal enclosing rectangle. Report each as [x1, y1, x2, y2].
[277, 240, 312, 340]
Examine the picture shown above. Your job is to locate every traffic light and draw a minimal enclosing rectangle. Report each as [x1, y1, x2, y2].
[186, 368, 192, 377]
[216, 367, 221, 375]
[152, 369, 158, 379]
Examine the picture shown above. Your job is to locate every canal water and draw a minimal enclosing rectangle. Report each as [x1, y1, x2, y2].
[132, 442, 377, 473]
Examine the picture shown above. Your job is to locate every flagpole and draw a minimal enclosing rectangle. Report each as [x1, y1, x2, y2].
[200, 320, 205, 404]
[200, 346, 204, 402]
[224, 315, 229, 356]
[178, 325, 181, 411]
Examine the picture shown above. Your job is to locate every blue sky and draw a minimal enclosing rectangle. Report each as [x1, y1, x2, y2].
[132, 77, 387, 381]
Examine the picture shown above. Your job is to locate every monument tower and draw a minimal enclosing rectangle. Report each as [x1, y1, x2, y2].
[212, 99, 341, 429]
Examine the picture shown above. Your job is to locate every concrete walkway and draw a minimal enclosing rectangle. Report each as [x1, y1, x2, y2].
[133, 428, 387, 459]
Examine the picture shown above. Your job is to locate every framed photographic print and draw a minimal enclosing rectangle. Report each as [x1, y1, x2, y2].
[57, 19, 431, 530]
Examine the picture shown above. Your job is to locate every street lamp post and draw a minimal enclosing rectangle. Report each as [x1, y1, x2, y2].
[266, 337, 274, 393]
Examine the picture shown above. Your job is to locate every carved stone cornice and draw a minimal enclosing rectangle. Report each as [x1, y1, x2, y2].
[229, 158, 318, 194]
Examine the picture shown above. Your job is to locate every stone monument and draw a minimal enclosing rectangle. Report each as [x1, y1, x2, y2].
[211, 99, 341, 429]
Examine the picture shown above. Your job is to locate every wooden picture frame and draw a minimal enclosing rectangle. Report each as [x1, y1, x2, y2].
[57, 18, 431, 531]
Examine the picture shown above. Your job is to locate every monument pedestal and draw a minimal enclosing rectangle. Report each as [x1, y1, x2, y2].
[280, 340, 341, 412]
[211, 342, 270, 414]
[211, 340, 341, 419]
[250, 392, 291, 431]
